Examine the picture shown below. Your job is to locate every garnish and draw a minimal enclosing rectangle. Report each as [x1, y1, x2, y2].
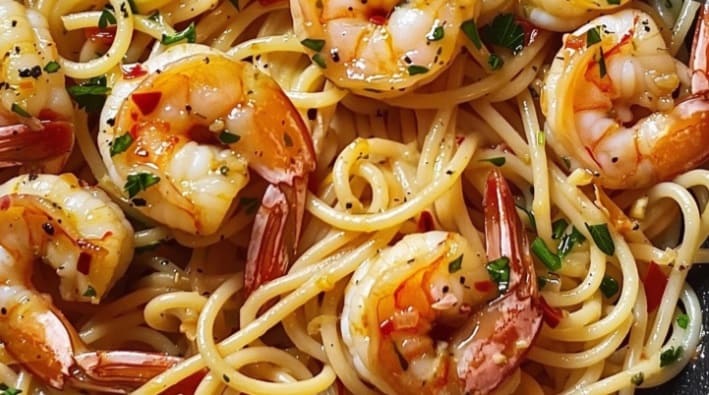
[486, 256, 510, 293]
[531, 237, 561, 271]
[98, 7, 117, 29]
[461, 19, 482, 49]
[110, 133, 133, 156]
[124, 172, 160, 198]
[676, 313, 689, 329]
[83, 285, 97, 297]
[67, 75, 110, 112]
[585, 223, 614, 256]
[407, 65, 429, 75]
[551, 218, 568, 239]
[600, 275, 619, 298]
[488, 53, 503, 70]
[516, 204, 536, 231]
[607, 0, 620, 4]
[659, 346, 683, 367]
[557, 226, 586, 257]
[218, 131, 240, 144]
[300, 38, 325, 52]
[312, 53, 326, 68]
[586, 26, 602, 47]
[427, 25, 444, 41]
[11, 103, 31, 118]
[0, 384, 21, 395]
[448, 255, 463, 273]
[479, 156, 506, 167]
[43, 61, 60, 73]
[161, 22, 196, 45]
[482, 14, 525, 54]
[598, 48, 607, 78]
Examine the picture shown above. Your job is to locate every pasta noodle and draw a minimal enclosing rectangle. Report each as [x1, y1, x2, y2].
[0, 0, 706, 394]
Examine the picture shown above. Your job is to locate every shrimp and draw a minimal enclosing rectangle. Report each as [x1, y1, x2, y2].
[99, 44, 316, 293]
[341, 169, 542, 395]
[517, 0, 628, 32]
[0, 173, 180, 393]
[542, 8, 709, 189]
[0, 1, 74, 172]
[290, 0, 478, 98]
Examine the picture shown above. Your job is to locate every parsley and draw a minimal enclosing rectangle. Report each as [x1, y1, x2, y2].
[461, 19, 482, 49]
[676, 313, 689, 329]
[43, 61, 60, 73]
[300, 38, 325, 52]
[631, 372, 644, 386]
[479, 157, 505, 167]
[586, 26, 602, 47]
[607, 0, 620, 4]
[585, 223, 614, 256]
[448, 255, 463, 273]
[83, 285, 97, 297]
[551, 218, 569, 239]
[488, 53, 503, 70]
[600, 275, 619, 298]
[558, 226, 586, 257]
[110, 133, 133, 156]
[161, 22, 196, 45]
[659, 346, 683, 367]
[482, 14, 525, 54]
[218, 131, 240, 144]
[407, 65, 428, 75]
[598, 48, 607, 78]
[67, 76, 110, 112]
[0, 383, 21, 395]
[124, 172, 160, 198]
[531, 237, 561, 271]
[427, 25, 444, 41]
[486, 256, 510, 293]
[312, 53, 326, 68]
[98, 7, 117, 29]
[11, 103, 31, 118]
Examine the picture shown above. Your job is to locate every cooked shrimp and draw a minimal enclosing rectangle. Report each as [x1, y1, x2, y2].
[542, 8, 709, 189]
[518, 0, 627, 32]
[99, 44, 316, 293]
[341, 169, 542, 395]
[290, 0, 477, 98]
[0, 0, 74, 172]
[0, 173, 180, 393]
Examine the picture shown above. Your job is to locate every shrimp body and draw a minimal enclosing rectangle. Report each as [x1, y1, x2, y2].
[542, 9, 709, 188]
[100, 44, 316, 293]
[0, 1, 74, 172]
[291, 0, 477, 98]
[0, 174, 179, 392]
[518, 0, 627, 32]
[342, 170, 542, 395]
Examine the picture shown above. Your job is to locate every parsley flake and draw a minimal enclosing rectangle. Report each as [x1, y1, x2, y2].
[461, 19, 482, 49]
[407, 65, 429, 75]
[482, 14, 525, 54]
[43, 61, 60, 73]
[486, 256, 510, 293]
[585, 223, 614, 256]
[218, 131, 240, 144]
[660, 346, 683, 367]
[600, 275, 619, 298]
[124, 172, 160, 198]
[11, 103, 31, 118]
[67, 76, 110, 112]
[161, 22, 196, 45]
[479, 156, 505, 167]
[301, 38, 326, 52]
[110, 134, 133, 156]
[98, 7, 117, 29]
[427, 25, 445, 41]
[83, 285, 97, 297]
[676, 313, 689, 329]
[488, 53, 503, 70]
[448, 255, 463, 273]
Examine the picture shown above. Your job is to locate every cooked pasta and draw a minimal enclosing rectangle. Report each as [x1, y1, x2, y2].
[0, 0, 705, 394]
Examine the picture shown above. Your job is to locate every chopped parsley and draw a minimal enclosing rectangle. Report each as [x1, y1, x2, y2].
[479, 156, 506, 167]
[482, 14, 525, 54]
[531, 237, 561, 271]
[11, 103, 31, 118]
[460, 19, 482, 49]
[124, 172, 160, 198]
[110, 133, 133, 156]
[312, 53, 326, 68]
[98, 7, 117, 29]
[83, 285, 97, 297]
[551, 218, 569, 239]
[67, 75, 110, 112]
[676, 313, 689, 329]
[161, 22, 196, 45]
[558, 226, 586, 257]
[659, 346, 683, 367]
[585, 223, 614, 256]
[300, 38, 326, 52]
[488, 53, 503, 70]
[0, 383, 21, 395]
[427, 25, 444, 41]
[486, 256, 510, 293]
[448, 255, 463, 273]
[586, 26, 602, 47]
[600, 275, 619, 298]
[43, 61, 60, 73]
[218, 131, 240, 144]
[407, 65, 429, 75]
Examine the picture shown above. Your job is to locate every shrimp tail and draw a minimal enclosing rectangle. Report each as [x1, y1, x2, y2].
[244, 175, 309, 295]
[690, 3, 709, 94]
[0, 121, 74, 171]
[456, 169, 542, 394]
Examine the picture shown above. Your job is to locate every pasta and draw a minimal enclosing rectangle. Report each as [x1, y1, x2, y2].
[0, 0, 705, 394]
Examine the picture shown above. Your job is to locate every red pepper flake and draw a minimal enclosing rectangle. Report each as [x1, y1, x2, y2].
[516, 18, 541, 47]
[565, 34, 586, 50]
[369, 14, 387, 25]
[84, 26, 116, 46]
[77, 252, 91, 275]
[540, 296, 563, 328]
[644, 261, 668, 313]
[455, 135, 465, 145]
[417, 211, 434, 232]
[121, 63, 148, 80]
[0, 196, 10, 211]
[474, 280, 493, 293]
[159, 370, 208, 395]
[131, 91, 162, 116]
[379, 318, 394, 336]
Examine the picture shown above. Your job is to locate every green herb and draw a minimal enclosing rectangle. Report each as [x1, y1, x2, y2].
[461, 19, 482, 49]
[531, 237, 561, 271]
[83, 285, 97, 297]
[586, 26, 602, 47]
[488, 53, 503, 70]
[676, 313, 689, 329]
[218, 131, 240, 144]
[600, 275, 619, 298]
[0, 383, 21, 395]
[124, 172, 160, 198]
[607, 0, 620, 4]
[486, 256, 510, 293]
[229, 0, 240, 10]
[482, 14, 525, 54]
[67, 75, 110, 112]
[516, 204, 536, 231]
[43, 61, 60, 73]
[300, 38, 326, 52]
[631, 372, 644, 386]
[660, 346, 683, 367]
[407, 65, 429, 75]
[427, 25, 445, 41]
[98, 7, 117, 29]
[585, 223, 614, 256]
[558, 226, 586, 257]
[11, 103, 31, 118]
[240, 197, 259, 215]
[161, 22, 196, 45]
[312, 53, 326, 68]
[448, 255, 463, 273]
[551, 218, 569, 239]
[479, 157, 505, 167]
[598, 48, 607, 78]
[110, 133, 133, 156]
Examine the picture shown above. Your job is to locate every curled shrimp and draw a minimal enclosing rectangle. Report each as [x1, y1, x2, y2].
[291, 0, 478, 98]
[0, 1, 74, 172]
[0, 173, 180, 393]
[517, 0, 627, 32]
[542, 8, 709, 189]
[99, 44, 316, 293]
[341, 169, 542, 395]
